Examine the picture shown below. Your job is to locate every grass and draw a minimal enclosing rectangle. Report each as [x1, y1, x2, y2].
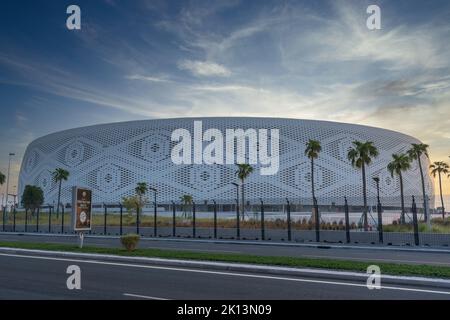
[0, 240, 449, 279]
[383, 217, 450, 234]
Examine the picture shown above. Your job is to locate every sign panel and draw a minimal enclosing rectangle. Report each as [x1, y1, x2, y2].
[72, 187, 92, 231]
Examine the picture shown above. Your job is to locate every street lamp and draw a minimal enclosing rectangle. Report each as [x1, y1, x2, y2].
[5, 153, 15, 208]
[149, 187, 157, 237]
[231, 182, 240, 239]
[372, 177, 380, 204]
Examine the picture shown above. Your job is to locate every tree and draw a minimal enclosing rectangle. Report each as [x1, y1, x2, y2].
[407, 143, 430, 221]
[135, 182, 148, 216]
[430, 161, 449, 219]
[387, 153, 411, 224]
[0, 171, 5, 186]
[51, 168, 70, 218]
[21, 185, 44, 216]
[305, 139, 321, 201]
[180, 194, 193, 218]
[236, 163, 254, 220]
[347, 141, 379, 231]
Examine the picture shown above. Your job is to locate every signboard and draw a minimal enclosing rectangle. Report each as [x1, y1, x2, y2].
[72, 187, 92, 231]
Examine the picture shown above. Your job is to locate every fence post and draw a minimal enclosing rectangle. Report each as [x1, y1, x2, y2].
[412, 196, 420, 246]
[153, 201, 157, 237]
[36, 207, 40, 233]
[286, 198, 291, 241]
[48, 205, 52, 233]
[344, 197, 350, 244]
[119, 203, 123, 236]
[235, 199, 240, 240]
[136, 206, 140, 235]
[25, 208, 28, 232]
[103, 203, 107, 235]
[172, 201, 176, 237]
[377, 199, 383, 244]
[260, 198, 265, 241]
[213, 200, 217, 239]
[61, 204, 65, 234]
[2, 206, 5, 232]
[13, 206, 16, 232]
[192, 201, 196, 238]
[314, 197, 320, 242]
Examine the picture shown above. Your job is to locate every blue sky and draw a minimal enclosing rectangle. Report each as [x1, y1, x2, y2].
[1, 0, 450, 195]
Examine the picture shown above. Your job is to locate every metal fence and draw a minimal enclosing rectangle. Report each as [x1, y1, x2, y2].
[1, 195, 449, 247]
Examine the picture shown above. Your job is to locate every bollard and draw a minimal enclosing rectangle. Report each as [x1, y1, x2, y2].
[153, 201, 157, 237]
[260, 199, 265, 241]
[412, 196, 420, 246]
[235, 199, 240, 240]
[172, 201, 176, 237]
[344, 197, 351, 243]
[103, 203, 107, 235]
[213, 200, 217, 239]
[25, 208, 28, 232]
[286, 198, 291, 241]
[192, 201, 196, 238]
[314, 197, 320, 242]
[377, 200, 383, 244]
[119, 203, 123, 236]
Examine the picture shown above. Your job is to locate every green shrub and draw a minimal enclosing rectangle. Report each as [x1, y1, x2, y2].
[120, 234, 140, 251]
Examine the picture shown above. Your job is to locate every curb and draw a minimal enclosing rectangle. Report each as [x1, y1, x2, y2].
[1, 247, 449, 289]
[1, 231, 450, 253]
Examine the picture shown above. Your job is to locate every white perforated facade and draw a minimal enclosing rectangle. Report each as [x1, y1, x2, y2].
[18, 117, 434, 206]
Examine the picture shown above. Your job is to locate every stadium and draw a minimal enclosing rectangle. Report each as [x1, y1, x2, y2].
[18, 117, 434, 207]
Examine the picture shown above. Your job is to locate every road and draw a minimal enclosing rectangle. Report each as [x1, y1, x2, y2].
[0, 251, 449, 300]
[0, 233, 449, 267]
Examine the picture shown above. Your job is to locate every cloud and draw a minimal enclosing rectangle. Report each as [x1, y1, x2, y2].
[125, 74, 171, 82]
[177, 60, 231, 77]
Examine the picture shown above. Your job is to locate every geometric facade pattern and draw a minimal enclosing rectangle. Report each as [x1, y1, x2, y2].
[18, 117, 434, 206]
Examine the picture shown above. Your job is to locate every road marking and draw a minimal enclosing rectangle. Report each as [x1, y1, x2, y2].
[1, 252, 450, 296]
[299, 254, 450, 266]
[123, 293, 169, 300]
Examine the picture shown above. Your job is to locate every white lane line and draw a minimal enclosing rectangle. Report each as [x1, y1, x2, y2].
[123, 293, 169, 300]
[1, 252, 450, 296]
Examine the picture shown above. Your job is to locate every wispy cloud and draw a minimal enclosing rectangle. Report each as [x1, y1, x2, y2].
[125, 74, 171, 82]
[177, 60, 231, 77]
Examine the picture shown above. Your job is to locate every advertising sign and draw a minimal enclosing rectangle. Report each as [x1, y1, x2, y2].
[72, 187, 92, 231]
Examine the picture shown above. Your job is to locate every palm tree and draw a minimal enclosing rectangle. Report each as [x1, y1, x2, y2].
[135, 182, 148, 204]
[407, 143, 430, 221]
[0, 171, 5, 185]
[51, 168, 70, 218]
[236, 163, 254, 220]
[305, 140, 321, 201]
[387, 153, 411, 224]
[180, 194, 193, 218]
[430, 161, 449, 219]
[347, 141, 379, 231]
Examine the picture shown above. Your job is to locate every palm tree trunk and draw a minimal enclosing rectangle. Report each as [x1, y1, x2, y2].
[399, 173, 405, 224]
[241, 178, 245, 221]
[311, 158, 315, 200]
[362, 164, 368, 231]
[438, 172, 445, 219]
[417, 156, 428, 222]
[56, 180, 62, 219]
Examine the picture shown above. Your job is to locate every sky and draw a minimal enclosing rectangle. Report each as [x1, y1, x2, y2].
[0, 0, 449, 199]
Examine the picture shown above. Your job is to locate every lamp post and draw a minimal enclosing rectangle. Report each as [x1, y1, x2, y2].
[373, 177, 380, 204]
[231, 182, 240, 239]
[373, 177, 383, 243]
[5, 153, 15, 208]
[149, 187, 157, 237]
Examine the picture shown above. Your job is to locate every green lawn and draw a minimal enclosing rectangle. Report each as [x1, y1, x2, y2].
[1, 240, 449, 279]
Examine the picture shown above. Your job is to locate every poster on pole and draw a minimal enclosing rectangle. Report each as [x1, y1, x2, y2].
[72, 187, 92, 231]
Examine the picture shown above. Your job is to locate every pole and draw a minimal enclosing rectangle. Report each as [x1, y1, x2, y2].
[260, 198, 265, 241]
[172, 201, 176, 237]
[213, 200, 217, 239]
[286, 198, 291, 241]
[61, 204, 65, 234]
[2, 206, 5, 232]
[48, 205, 52, 233]
[25, 208, 28, 232]
[79, 232, 84, 249]
[13, 206, 16, 232]
[136, 206, 140, 235]
[344, 197, 350, 243]
[4, 153, 14, 208]
[153, 199, 157, 237]
[36, 207, 40, 233]
[192, 201, 196, 238]
[377, 197, 383, 244]
[314, 197, 320, 242]
[236, 198, 240, 240]
[412, 196, 420, 246]
[119, 203, 123, 236]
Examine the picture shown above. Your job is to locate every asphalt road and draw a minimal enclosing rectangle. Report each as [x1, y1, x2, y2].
[0, 252, 449, 300]
[0, 233, 449, 267]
